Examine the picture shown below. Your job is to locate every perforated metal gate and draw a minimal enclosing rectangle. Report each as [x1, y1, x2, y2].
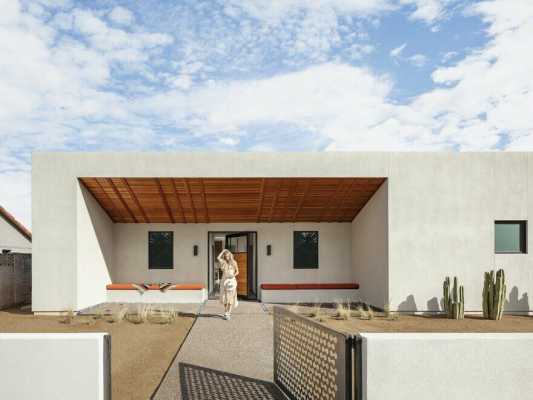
[273, 306, 360, 400]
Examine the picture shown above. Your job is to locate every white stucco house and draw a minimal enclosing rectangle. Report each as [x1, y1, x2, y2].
[31, 152, 533, 314]
[0, 206, 32, 254]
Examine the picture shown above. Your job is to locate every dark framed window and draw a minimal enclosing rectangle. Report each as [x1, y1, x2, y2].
[149, 231, 173, 269]
[293, 231, 319, 269]
[495, 221, 527, 254]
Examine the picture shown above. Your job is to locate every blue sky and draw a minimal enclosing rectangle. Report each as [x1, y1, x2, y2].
[1, 0, 532, 227]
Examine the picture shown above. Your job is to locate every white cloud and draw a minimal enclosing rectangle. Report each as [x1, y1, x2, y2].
[108, 6, 135, 26]
[408, 53, 428, 67]
[1, 0, 533, 228]
[390, 43, 428, 67]
[442, 51, 458, 62]
[390, 43, 406, 58]
[400, 0, 446, 24]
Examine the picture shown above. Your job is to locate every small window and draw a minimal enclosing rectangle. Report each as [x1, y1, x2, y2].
[495, 221, 527, 254]
[294, 231, 319, 269]
[149, 231, 173, 269]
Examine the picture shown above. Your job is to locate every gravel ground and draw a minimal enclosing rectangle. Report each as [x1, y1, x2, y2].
[153, 300, 285, 400]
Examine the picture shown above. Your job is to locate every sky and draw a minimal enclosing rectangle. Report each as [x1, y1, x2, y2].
[1, 0, 532, 228]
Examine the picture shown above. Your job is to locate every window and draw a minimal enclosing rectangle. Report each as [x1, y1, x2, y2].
[495, 221, 527, 254]
[293, 231, 319, 269]
[149, 231, 173, 269]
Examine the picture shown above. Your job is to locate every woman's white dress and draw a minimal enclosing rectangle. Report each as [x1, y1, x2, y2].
[220, 262, 239, 308]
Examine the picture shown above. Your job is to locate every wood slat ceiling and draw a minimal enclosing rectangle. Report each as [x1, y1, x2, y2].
[79, 177, 385, 223]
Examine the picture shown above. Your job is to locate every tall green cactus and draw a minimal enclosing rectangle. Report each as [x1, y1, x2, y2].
[482, 269, 506, 320]
[443, 276, 464, 319]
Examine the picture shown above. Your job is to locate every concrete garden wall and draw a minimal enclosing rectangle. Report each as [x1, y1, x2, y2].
[0, 333, 110, 400]
[360, 332, 533, 400]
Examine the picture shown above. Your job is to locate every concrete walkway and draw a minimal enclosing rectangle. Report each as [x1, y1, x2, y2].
[153, 300, 285, 400]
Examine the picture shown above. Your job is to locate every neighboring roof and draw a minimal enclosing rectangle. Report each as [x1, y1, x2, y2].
[0, 206, 32, 242]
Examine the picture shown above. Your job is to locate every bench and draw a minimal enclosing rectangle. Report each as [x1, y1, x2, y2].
[260, 282, 359, 303]
[106, 283, 207, 303]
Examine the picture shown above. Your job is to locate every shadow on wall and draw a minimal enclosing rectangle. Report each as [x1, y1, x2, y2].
[505, 286, 530, 312]
[427, 297, 440, 312]
[82, 186, 116, 282]
[398, 295, 418, 312]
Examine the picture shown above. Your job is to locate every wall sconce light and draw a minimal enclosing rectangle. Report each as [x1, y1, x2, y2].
[193, 245, 198, 256]
[266, 244, 272, 256]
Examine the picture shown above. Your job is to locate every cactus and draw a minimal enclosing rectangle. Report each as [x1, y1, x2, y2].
[482, 269, 506, 320]
[443, 276, 464, 319]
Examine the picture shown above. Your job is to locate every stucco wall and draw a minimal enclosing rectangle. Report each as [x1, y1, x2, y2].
[352, 181, 388, 308]
[76, 183, 113, 310]
[0, 216, 31, 253]
[32, 152, 533, 312]
[388, 153, 533, 312]
[112, 222, 353, 299]
[360, 332, 533, 400]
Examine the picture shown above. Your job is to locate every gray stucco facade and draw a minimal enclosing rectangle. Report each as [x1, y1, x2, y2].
[32, 152, 533, 313]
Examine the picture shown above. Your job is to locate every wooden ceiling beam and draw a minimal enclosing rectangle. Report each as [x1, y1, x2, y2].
[199, 178, 209, 223]
[156, 178, 175, 223]
[172, 178, 186, 223]
[283, 179, 295, 221]
[107, 178, 138, 223]
[184, 178, 197, 223]
[333, 179, 357, 222]
[320, 179, 344, 222]
[293, 180, 312, 222]
[269, 179, 282, 222]
[90, 179, 116, 223]
[123, 178, 150, 223]
[256, 178, 265, 223]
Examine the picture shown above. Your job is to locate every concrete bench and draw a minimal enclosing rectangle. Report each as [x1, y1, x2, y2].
[260, 282, 359, 303]
[106, 283, 207, 303]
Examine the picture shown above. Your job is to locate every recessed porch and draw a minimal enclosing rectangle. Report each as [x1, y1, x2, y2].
[76, 177, 388, 309]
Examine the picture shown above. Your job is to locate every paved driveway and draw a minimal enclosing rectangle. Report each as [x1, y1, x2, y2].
[153, 300, 285, 400]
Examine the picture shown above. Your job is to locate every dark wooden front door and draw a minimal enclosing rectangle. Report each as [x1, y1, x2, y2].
[225, 233, 252, 298]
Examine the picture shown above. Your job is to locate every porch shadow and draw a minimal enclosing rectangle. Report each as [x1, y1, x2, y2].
[179, 362, 285, 400]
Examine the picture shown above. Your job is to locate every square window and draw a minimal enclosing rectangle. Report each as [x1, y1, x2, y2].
[293, 231, 319, 269]
[495, 221, 527, 254]
[149, 231, 173, 269]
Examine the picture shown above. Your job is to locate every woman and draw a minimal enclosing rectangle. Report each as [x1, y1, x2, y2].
[217, 249, 239, 320]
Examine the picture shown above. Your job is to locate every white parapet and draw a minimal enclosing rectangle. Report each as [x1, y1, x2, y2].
[360, 332, 533, 400]
[261, 289, 359, 304]
[0, 333, 110, 400]
[106, 288, 207, 303]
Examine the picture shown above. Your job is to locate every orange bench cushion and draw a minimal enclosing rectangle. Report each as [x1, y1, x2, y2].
[106, 283, 204, 290]
[260, 283, 359, 290]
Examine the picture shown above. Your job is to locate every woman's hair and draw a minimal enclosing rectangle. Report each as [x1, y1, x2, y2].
[220, 249, 237, 268]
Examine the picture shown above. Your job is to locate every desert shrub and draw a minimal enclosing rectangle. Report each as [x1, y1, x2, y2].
[333, 302, 350, 320]
[356, 306, 369, 320]
[147, 306, 175, 325]
[383, 303, 399, 320]
[60, 310, 75, 324]
[106, 306, 127, 323]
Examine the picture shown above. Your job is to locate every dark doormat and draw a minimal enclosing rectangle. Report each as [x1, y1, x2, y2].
[179, 363, 285, 400]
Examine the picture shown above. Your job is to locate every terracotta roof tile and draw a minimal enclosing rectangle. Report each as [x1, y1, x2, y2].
[0, 206, 31, 242]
